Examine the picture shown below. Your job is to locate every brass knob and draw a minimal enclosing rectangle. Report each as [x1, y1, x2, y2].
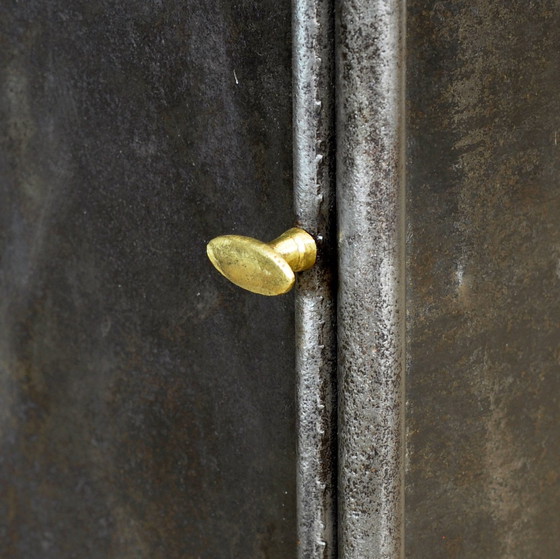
[206, 227, 317, 296]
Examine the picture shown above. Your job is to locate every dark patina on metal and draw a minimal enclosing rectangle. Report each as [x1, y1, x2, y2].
[406, 2, 560, 557]
[0, 2, 297, 557]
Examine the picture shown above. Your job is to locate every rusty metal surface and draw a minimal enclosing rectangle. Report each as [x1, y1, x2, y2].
[336, 0, 405, 557]
[293, 0, 337, 557]
[406, 2, 560, 557]
[0, 1, 297, 557]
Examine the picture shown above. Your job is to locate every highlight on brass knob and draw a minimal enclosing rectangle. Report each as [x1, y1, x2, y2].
[206, 227, 317, 296]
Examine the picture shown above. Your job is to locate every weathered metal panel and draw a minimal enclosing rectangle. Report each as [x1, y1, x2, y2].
[0, 1, 296, 557]
[336, 0, 406, 557]
[406, 2, 560, 557]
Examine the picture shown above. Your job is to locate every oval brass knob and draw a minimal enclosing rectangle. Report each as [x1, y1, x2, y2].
[207, 227, 317, 296]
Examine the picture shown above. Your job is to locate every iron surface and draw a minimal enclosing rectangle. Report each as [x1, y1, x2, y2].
[336, 0, 406, 557]
[0, 1, 296, 557]
[406, 2, 560, 557]
[293, 0, 337, 556]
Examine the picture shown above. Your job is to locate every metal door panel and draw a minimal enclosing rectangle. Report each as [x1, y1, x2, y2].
[0, 2, 296, 557]
[406, 2, 560, 557]
[2, 1, 560, 557]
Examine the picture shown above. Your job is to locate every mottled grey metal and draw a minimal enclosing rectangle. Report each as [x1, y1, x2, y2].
[405, 2, 560, 557]
[293, 0, 337, 557]
[336, 0, 405, 557]
[0, 1, 297, 557]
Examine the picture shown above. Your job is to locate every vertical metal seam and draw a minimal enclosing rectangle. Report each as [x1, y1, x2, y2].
[399, 1, 407, 554]
[293, 0, 337, 556]
[336, 0, 405, 557]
